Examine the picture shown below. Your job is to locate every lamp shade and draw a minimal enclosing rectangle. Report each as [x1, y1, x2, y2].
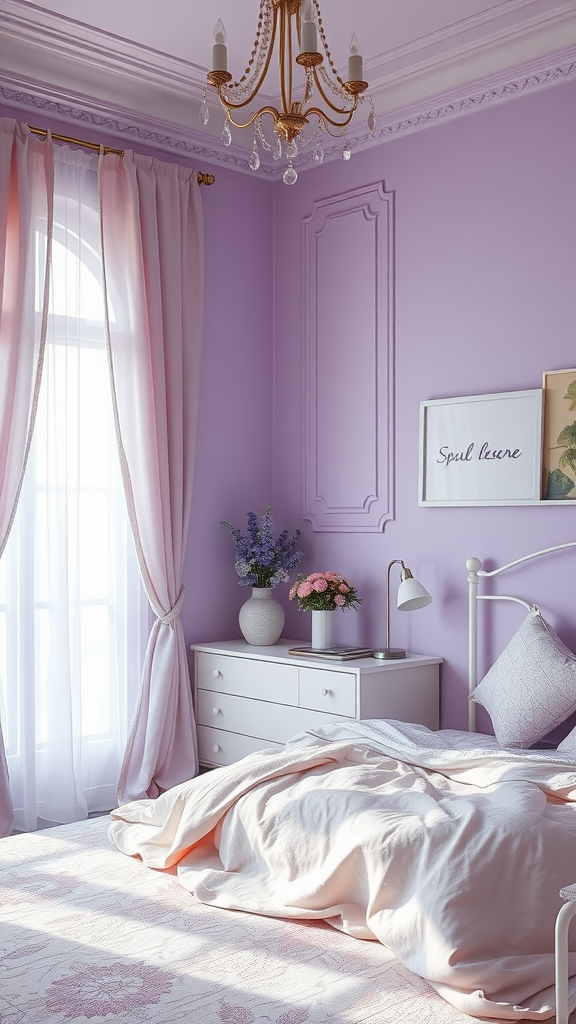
[397, 577, 433, 612]
[372, 558, 433, 659]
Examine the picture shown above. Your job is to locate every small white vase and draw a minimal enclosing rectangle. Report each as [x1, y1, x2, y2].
[239, 587, 285, 646]
[311, 609, 335, 649]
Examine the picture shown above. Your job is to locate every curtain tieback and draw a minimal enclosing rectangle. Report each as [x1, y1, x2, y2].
[159, 585, 186, 627]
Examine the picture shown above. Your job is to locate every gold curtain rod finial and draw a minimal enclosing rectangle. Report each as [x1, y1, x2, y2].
[197, 172, 216, 186]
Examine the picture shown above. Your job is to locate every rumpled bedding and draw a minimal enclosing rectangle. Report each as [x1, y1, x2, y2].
[109, 719, 576, 1021]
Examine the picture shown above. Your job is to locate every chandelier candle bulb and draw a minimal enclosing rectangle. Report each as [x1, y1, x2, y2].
[300, 0, 318, 53]
[348, 33, 363, 81]
[212, 19, 228, 72]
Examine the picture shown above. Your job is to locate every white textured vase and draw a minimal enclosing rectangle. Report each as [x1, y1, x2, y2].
[239, 587, 285, 646]
[311, 609, 335, 649]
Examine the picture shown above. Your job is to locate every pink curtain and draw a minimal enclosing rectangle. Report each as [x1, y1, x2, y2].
[0, 120, 53, 836]
[99, 151, 203, 804]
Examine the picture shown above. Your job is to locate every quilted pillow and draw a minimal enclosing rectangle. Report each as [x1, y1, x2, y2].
[471, 609, 576, 748]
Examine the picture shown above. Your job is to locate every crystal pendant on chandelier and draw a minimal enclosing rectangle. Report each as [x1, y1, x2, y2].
[199, 99, 209, 126]
[249, 142, 260, 171]
[342, 143, 352, 161]
[221, 122, 232, 147]
[272, 137, 282, 161]
[367, 109, 376, 133]
[285, 139, 298, 160]
[313, 143, 324, 164]
[283, 162, 298, 186]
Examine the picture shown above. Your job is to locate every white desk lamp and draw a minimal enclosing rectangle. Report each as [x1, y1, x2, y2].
[372, 559, 433, 660]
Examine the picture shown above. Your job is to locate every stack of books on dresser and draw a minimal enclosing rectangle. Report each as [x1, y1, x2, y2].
[287, 645, 373, 661]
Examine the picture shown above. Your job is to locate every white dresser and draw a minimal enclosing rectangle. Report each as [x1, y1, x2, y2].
[190, 640, 442, 768]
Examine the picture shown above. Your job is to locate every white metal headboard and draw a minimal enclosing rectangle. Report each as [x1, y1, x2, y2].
[466, 542, 576, 732]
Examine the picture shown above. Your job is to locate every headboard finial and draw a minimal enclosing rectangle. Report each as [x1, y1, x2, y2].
[466, 557, 482, 574]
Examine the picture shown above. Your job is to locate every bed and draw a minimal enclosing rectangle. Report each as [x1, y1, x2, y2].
[1, 544, 575, 1023]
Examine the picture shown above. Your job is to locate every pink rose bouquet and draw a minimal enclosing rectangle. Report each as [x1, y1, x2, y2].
[289, 571, 361, 612]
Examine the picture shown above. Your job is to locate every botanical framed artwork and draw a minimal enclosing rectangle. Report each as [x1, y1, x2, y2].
[419, 389, 543, 505]
[542, 368, 576, 500]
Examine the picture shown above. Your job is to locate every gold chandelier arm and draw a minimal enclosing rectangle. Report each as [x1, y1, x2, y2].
[217, 5, 280, 111]
[304, 105, 356, 131]
[226, 105, 280, 131]
[312, 67, 356, 115]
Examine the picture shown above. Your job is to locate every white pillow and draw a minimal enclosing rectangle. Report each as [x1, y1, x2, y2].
[471, 609, 576, 748]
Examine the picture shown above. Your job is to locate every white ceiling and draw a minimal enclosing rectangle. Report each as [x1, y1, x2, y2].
[1, 0, 576, 174]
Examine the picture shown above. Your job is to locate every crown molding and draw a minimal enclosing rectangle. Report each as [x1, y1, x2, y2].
[2, 35, 576, 179]
[4, 0, 576, 104]
[0, 0, 205, 93]
[0, 72, 278, 178]
[0, 0, 280, 106]
[365, 0, 576, 89]
[318, 44, 576, 167]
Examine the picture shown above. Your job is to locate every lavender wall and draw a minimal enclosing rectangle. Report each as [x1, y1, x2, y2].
[3, 84, 575, 735]
[272, 80, 576, 731]
[183, 166, 275, 644]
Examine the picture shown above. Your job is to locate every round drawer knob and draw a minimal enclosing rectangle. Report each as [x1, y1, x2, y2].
[321, 688, 330, 696]
[212, 707, 221, 716]
[212, 669, 221, 678]
[212, 744, 221, 753]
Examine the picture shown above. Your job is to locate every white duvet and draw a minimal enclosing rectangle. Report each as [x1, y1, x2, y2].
[109, 719, 576, 1021]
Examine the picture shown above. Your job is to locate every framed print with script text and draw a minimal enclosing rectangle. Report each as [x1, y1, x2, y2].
[419, 389, 543, 505]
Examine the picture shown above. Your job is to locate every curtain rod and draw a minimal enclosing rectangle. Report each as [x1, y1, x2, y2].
[27, 125, 216, 186]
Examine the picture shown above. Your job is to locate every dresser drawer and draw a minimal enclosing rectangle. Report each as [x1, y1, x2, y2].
[196, 652, 298, 704]
[197, 688, 349, 744]
[299, 667, 356, 717]
[198, 725, 282, 766]
[192, 642, 441, 769]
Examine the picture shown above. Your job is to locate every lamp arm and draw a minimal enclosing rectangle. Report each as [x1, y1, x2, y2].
[386, 560, 406, 651]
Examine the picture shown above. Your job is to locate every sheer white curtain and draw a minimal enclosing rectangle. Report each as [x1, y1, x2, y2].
[99, 152, 203, 803]
[0, 120, 53, 836]
[0, 141, 145, 832]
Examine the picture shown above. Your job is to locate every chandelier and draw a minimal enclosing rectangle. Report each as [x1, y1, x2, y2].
[201, 0, 376, 184]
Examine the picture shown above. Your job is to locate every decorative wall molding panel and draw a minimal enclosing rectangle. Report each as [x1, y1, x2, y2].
[303, 183, 395, 533]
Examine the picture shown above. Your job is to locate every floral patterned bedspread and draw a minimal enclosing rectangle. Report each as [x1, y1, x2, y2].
[0, 815, 477, 1024]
